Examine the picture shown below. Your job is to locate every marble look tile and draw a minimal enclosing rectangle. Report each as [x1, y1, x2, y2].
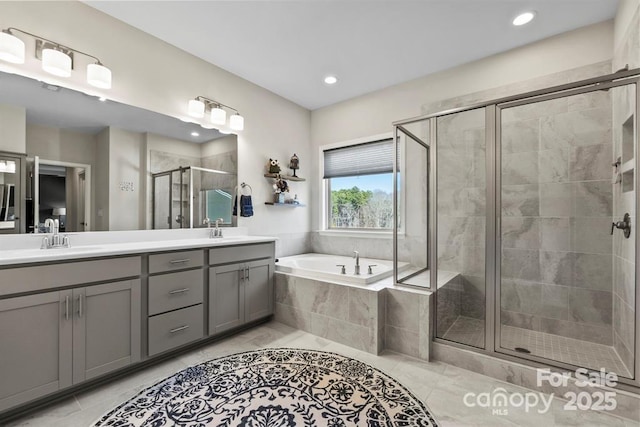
[538, 217, 570, 251]
[460, 275, 485, 320]
[614, 330, 635, 378]
[502, 151, 539, 185]
[462, 244, 485, 276]
[569, 288, 612, 325]
[570, 143, 613, 181]
[4, 396, 82, 427]
[385, 325, 419, 358]
[438, 148, 471, 189]
[540, 107, 612, 149]
[571, 217, 613, 254]
[418, 294, 432, 360]
[502, 217, 539, 250]
[501, 118, 539, 154]
[386, 288, 419, 331]
[573, 181, 613, 217]
[539, 284, 569, 320]
[573, 252, 612, 291]
[504, 97, 568, 123]
[614, 295, 635, 351]
[501, 184, 539, 217]
[539, 317, 612, 345]
[538, 147, 569, 183]
[568, 88, 611, 111]
[310, 282, 350, 320]
[500, 309, 540, 331]
[348, 287, 376, 327]
[539, 251, 573, 287]
[437, 188, 467, 217]
[435, 287, 461, 337]
[310, 313, 375, 354]
[614, 256, 635, 306]
[502, 249, 540, 281]
[539, 182, 572, 217]
[500, 279, 542, 315]
[274, 302, 311, 332]
[464, 187, 486, 216]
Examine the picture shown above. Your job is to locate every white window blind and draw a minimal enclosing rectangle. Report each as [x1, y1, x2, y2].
[323, 138, 394, 178]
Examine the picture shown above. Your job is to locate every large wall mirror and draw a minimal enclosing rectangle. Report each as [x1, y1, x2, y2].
[0, 71, 237, 233]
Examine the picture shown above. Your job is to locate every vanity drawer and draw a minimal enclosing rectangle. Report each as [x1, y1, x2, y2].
[148, 269, 203, 316]
[148, 304, 203, 356]
[149, 250, 204, 274]
[0, 256, 141, 297]
[209, 243, 274, 266]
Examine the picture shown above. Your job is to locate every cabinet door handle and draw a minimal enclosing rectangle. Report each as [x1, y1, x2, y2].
[77, 295, 83, 318]
[65, 295, 70, 321]
[246, 267, 250, 281]
[170, 258, 190, 264]
[169, 288, 190, 295]
[169, 325, 190, 334]
[240, 268, 244, 281]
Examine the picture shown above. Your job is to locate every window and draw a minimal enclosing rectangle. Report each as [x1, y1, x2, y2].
[323, 138, 394, 231]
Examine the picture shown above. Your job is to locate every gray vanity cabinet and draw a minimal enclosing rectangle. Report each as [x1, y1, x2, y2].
[72, 280, 141, 384]
[208, 250, 274, 334]
[0, 280, 141, 412]
[0, 290, 73, 412]
[209, 263, 245, 334]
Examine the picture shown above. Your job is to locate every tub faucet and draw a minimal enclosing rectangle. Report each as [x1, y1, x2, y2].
[353, 250, 360, 275]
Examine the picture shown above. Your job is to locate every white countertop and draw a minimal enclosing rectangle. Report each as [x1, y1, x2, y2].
[0, 235, 277, 266]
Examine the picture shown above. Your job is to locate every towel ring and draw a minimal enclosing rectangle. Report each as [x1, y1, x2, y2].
[240, 182, 252, 196]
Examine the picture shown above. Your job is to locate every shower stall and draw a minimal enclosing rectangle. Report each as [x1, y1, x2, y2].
[393, 68, 640, 387]
[152, 166, 236, 229]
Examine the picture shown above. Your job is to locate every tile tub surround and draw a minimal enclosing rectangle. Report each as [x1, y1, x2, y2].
[275, 272, 436, 360]
[5, 321, 639, 427]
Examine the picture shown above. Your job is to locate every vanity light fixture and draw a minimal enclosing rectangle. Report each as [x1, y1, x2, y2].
[512, 11, 536, 26]
[187, 96, 244, 131]
[0, 27, 112, 89]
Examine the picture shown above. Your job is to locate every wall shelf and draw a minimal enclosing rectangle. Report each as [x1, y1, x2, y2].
[265, 202, 305, 207]
[263, 173, 305, 182]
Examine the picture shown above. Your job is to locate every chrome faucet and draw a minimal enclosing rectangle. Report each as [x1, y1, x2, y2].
[353, 250, 360, 275]
[42, 218, 70, 249]
[210, 218, 225, 238]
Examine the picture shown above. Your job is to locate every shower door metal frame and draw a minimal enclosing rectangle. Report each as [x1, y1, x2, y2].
[494, 77, 640, 386]
[392, 67, 640, 391]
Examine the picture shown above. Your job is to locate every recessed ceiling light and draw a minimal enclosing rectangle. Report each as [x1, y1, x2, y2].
[191, 131, 200, 137]
[513, 11, 535, 26]
[98, 96, 106, 102]
[324, 75, 338, 85]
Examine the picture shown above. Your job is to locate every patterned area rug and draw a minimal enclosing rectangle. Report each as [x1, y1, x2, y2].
[93, 348, 438, 426]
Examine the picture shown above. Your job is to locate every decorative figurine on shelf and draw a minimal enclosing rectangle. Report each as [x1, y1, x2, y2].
[289, 153, 300, 177]
[274, 178, 289, 193]
[268, 158, 281, 174]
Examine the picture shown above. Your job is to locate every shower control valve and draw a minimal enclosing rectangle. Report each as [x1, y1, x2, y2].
[611, 213, 631, 239]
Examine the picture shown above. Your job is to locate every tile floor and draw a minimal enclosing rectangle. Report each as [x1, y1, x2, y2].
[442, 316, 632, 378]
[5, 321, 639, 427]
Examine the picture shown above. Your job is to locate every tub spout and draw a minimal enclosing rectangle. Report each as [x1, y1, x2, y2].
[353, 250, 360, 275]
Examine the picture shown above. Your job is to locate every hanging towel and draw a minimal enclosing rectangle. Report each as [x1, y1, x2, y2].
[232, 196, 238, 216]
[240, 195, 254, 217]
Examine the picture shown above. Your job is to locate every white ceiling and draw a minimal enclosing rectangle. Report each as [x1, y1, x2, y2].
[85, 0, 619, 110]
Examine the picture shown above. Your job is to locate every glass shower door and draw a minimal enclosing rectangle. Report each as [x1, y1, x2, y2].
[497, 82, 637, 379]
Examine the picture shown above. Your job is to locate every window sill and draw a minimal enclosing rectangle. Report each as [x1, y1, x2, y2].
[318, 230, 404, 239]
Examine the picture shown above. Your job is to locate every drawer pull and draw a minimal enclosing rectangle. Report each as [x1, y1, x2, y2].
[170, 259, 191, 264]
[169, 325, 190, 334]
[169, 288, 190, 295]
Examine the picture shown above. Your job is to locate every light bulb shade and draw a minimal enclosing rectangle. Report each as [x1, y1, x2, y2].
[52, 207, 66, 216]
[0, 32, 25, 64]
[229, 114, 244, 131]
[42, 48, 72, 77]
[87, 63, 112, 89]
[210, 106, 226, 125]
[188, 99, 205, 118]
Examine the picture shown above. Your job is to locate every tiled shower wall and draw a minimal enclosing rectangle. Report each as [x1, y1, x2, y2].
[612, 4, 639, 374]
[499, 91, 614, 346]
[426, 61, 615, 346]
